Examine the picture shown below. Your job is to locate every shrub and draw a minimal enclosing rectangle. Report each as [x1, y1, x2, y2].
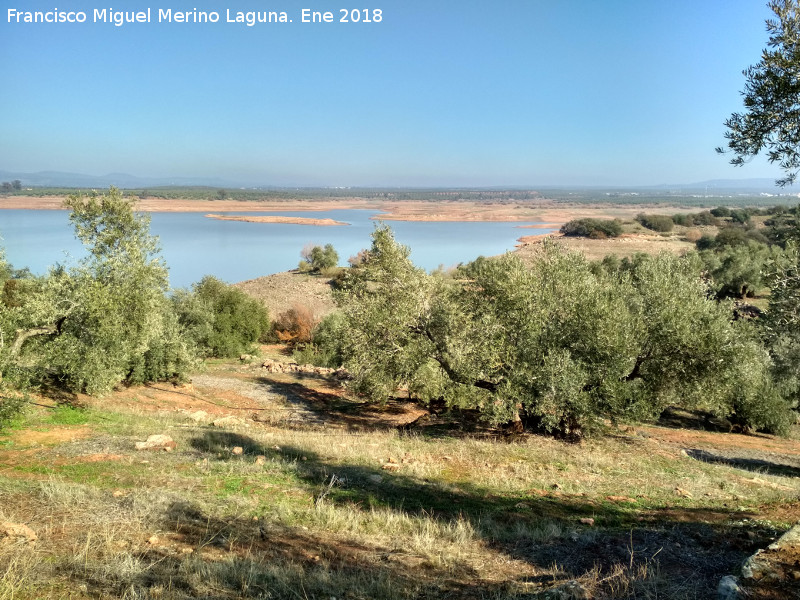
[560, 218, 623, 239]
[714, 226, 750, 247]
[0, 389, 26, 430]
[174, 276, 269, 358]
[691, 211, 720, 226]
[684, 228, 703, 243]
[299, 244, 339, 273]
[636, 214, 674, 232]
[296, 312, 347, 367]
[711, 206, 731, 218]
[697, 242, 777, 299]
[273, 304, 317, 345]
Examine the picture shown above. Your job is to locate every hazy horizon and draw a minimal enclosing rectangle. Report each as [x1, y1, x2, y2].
[0, 1, 790, 187]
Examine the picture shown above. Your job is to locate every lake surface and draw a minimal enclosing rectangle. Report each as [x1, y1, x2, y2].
[0, 209, 553, 288]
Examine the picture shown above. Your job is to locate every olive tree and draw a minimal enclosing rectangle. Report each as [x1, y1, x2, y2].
[718, 0, 800, 186]
[331, 226, 789, 436]
[1, 188, 195, 396]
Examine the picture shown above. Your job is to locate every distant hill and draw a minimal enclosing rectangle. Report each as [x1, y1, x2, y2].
[651, 178, 796, 194]
[1, 170, 797, 195]
[0, 170, 237, 189]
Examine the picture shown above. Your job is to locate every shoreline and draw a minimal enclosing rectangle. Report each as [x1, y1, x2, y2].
[0, 195, 685, 226]
[204, 213, 349, 226]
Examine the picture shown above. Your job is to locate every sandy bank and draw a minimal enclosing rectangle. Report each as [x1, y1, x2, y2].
[0, 195, 692, 226]
[205, 214, 349, 226]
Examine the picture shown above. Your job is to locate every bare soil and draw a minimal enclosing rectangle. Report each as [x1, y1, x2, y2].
[0, 195, 694, 227]
[235, 271, 338, 319]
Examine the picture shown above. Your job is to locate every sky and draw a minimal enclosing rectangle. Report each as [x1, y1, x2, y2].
[0, 0, 787, 187]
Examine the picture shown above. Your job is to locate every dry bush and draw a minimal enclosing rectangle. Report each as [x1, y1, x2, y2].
[348, 249, 369, 267]
[684, 228, 702, 243]
[273, 304, 318, 345]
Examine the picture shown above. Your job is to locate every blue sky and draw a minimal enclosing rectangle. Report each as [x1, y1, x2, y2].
[0, 1, 784, 186]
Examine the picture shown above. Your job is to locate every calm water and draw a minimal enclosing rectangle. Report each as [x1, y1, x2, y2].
[0, 209, 552, 288]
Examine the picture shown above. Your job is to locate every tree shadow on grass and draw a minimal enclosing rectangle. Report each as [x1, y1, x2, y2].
[179, 430, 780, 599]
[255, 376, 505, 439]
[685, 448, 800, 478]
[71, 504, 496, 599]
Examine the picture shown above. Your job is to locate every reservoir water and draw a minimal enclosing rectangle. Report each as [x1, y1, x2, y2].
[0, 209, 553, 288]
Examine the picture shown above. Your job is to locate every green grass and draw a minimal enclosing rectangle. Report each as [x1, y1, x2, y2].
[43, 405, 89, 426]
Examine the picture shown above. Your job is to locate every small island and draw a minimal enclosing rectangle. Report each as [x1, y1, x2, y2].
[204, 213, 349, 226]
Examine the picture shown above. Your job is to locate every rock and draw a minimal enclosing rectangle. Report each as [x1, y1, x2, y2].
[741, 552, 769, 580]
[232, 446, 244, 455]
[112, 489, 125, 498]
[147, 535, 159, 545]
[255, 455, 267, 465]
[579, 517, 595, 526]
[606, 495, 637, 503]
[0, 522, 37, 544]
[135, 434, 177, 451]
[368, 474, 383, 484]
[717, 575, 741, 600]
[540, 580, 590, 599]
[212, 415, 244, 428]
[188, 410, 210, 423]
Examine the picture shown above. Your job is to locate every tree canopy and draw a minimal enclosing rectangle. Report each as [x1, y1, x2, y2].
[328, 226, 793, 437]
[0, 188, 194, 396]
[719, 0, 800, 186]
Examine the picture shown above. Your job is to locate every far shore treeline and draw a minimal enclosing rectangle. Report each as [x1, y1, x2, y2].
[2, 186, 800, 438]
[2, 181, 800, 207]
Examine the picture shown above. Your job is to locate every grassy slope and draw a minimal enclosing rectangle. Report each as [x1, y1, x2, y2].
[2, 356, 799, 600]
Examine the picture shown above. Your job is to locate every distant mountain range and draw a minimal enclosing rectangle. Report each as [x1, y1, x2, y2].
[0, 170, 795, 194]
[0, 170, 238, 189]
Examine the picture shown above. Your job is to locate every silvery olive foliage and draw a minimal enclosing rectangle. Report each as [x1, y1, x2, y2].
[0, 188, 195, 398]
[332, 226, 792, 436]
[719, 0, 800, 186]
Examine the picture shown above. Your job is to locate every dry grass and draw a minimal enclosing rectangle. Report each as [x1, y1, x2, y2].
[1, 364, 799, 599]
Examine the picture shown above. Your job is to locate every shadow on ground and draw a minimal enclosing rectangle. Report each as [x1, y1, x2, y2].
[685, 448, 800, 478]
[167, 430, 784, 599]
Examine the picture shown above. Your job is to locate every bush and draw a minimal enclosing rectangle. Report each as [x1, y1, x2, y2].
[691, 211, 720, 226]
[697, 242, 778, 299]
[560, 218, 623, 239]
[273, 304, 317, 345]
[684, 228, 703, 243]
[714, 226, 750, 247]
[0, 389, 26, 430]
[296, 312, 347, 368]
[636, 214, 674, 232]
[299, 244, 339, 273]
[174, 276, 269, 358]
[710, 206, 731, 218]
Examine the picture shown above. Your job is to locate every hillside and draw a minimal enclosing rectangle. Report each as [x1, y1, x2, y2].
[1, 352, 799, 599]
